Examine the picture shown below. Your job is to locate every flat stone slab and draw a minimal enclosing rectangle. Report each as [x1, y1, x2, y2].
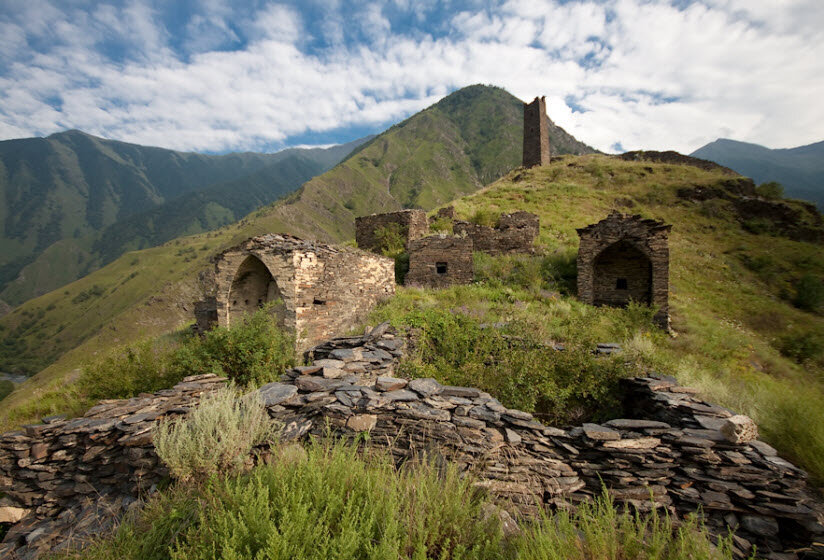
[408, 378, 443, 397]
[605, 419, 671, 430]
[582, 423, 621, 441]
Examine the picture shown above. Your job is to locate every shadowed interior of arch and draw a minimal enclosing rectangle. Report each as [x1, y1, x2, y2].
[227, 255, 283, 326]
[592, 239, 652, 307]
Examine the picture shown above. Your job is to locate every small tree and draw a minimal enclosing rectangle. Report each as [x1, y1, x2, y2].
[756, 181, 784, 199]
[793, 274, 824, 312]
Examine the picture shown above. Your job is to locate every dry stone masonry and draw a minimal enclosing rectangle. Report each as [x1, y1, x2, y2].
[2, 327, 823, 559]
[194, 234, 395, 350]
[356, 207, 539, 289]
[577, 211, 671, 328]
[355, 209, 429, 253]
[404, 235, 474, 288]
[453, 211, 540, 255]
[522, 96, 551, 168]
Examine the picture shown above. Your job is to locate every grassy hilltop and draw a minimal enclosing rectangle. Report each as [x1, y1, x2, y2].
[2, 152, 823, 486]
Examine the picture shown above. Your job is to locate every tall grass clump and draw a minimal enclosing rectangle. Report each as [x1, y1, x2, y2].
[63, 441, 735, 560]
[516, 490, 737, 560]
[153, 386, 277, 483]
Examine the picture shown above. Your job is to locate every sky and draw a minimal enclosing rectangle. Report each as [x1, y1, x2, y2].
[1, 0, 822, 155]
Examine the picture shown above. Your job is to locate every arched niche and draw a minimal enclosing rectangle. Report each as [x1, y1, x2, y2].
[227, 255, 284, 327]
[592, 240, 652, 307]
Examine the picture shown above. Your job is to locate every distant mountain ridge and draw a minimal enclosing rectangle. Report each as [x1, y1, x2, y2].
[0, 84, 597, 377]
[691, 138, 824, 207]
[0, 131, 368, 306]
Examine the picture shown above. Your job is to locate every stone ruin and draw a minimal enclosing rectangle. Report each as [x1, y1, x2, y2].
[577, 212, 671, 328]
[355, 209, 429, 253]
[404, 235, 474, 289]
[2, 326, 823, 559]
[453, 211, 540, 255]
[194, 234, 395, 350]
[522, 96, 550, 168]
[356, 208, 539, 289]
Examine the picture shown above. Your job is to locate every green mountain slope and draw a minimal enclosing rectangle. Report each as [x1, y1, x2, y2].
[691, 138, 824, 207]
[3, 153, 823, 484]
[263, 85, 596, 243]
[0, 84, 594, 401]
[0, 132, 366, 306]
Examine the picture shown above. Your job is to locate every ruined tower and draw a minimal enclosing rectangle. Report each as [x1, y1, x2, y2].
[522, 96, 550, 168]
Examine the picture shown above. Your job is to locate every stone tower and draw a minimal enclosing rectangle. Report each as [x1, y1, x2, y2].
[522, 96, 550, 168]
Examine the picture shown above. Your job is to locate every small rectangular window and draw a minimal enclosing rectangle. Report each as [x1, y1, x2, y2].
[436, 262, 448, 275]
[616, 278, 628, 290]
[313, 298, 326, 305]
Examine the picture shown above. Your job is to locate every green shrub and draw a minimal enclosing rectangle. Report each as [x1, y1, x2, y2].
[429, 216, 453, 233]
[396, 308, 630, 423]
[468, 208, 500, 227]
[0, 380, 14, 401]
[79, 306, 295, 402]
[778, 330, 823, 364]
[516, 490, 736, 560]
[540, 250, 578, 294]
[153, 386, 277, 483]
[373, 223, 406, 258]
[793, 274, 824, 312]
[756, 181, 784, 199]
[79, 338, 185, 401]
[71, 284, 105, 304]
[173, 304, 295, 386]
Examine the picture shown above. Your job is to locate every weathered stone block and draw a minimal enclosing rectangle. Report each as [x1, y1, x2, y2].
[405, 235, 473, 288]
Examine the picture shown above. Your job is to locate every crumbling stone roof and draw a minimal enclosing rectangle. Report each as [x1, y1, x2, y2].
[576, 211, 672, 236]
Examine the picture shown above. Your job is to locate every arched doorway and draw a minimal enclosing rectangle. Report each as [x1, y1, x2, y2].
[227, 255, 283, 326]
[592, 240, 652, 307]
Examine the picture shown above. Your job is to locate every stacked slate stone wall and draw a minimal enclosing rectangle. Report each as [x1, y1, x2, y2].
[452, 211, 539, 255]
[355, 210, 429, 253]
[0, 375, 225, 557]
[2, 327, 823, 559]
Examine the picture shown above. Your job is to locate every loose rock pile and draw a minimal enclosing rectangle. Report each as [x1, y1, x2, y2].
[1, 326, 823, 559]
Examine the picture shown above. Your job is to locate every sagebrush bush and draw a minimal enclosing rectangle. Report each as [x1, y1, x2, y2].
[153, 386, 277, 483]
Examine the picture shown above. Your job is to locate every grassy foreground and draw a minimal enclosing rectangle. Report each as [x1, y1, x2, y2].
[54, 438, 735, 560]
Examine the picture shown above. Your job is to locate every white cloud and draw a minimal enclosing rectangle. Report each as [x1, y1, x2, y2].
[0, 0, 822, 154]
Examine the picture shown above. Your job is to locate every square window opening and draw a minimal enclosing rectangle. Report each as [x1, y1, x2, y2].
[616, 278, 628, 290]
[436, 262, 448, 275]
